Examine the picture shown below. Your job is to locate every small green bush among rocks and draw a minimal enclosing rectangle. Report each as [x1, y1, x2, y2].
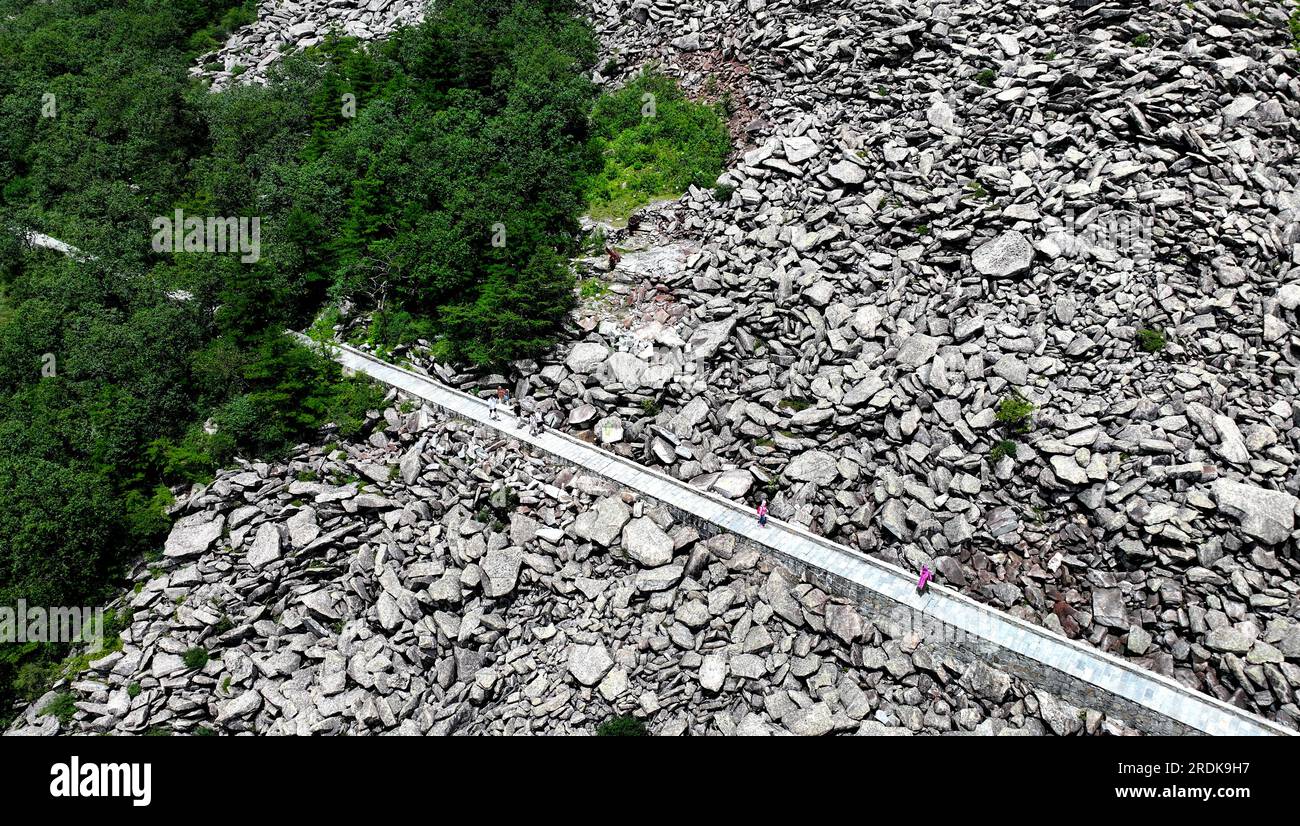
[995, 394, 1035, 434]
[597, 715, 648, 736]
[990, 439, 1019, 462]
[1137, 327, 1166, 353]
[183, 648, 209, 670]
[39, 692, 78, 724]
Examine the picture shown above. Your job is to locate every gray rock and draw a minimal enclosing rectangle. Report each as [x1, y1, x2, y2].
[965, 661, 1011, 702]
[1091, 588, 1128, 629]
[785, 450, 839, 485]
[565, 342, 608, 373]
[246, 523, 281, 569]
[827, 160, 866, 185]
[699, 654, 727, 692]
[1212, 479, 1297, 544]
[164, 513, 225, 558]
[567, 644, 614, 686]
[622, 517, 674, 567]
[710, 469, 753, 499]
[972, 231, 1034, 277]
[481, 547, 523, 597]
[784, 703, 834, 736]
[585, 496, 631, 547]
[1204, 626, 1252, 654]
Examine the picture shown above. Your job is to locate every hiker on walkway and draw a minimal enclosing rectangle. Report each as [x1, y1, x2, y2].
[529, 409, 543, 436]
[488, 393, 499, 421]
[917, 565, 932, 595]
[757, 499, 769, 527]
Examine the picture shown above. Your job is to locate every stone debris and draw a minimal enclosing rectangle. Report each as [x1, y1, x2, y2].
[193, 0, 428, 90]
[201, 0, 1300, 729]
[5, 403, 1139, 736]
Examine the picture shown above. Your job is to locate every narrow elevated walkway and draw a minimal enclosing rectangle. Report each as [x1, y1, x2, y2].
[300, 334, 1292, 736]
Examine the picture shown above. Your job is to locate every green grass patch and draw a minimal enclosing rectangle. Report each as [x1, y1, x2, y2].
[583, 71, 730, 223]
[990, 439, 1018, 462]
[1136, 327, 1166, 353]
[183, 648, 210, 670]
[995, 394, 1035, 434]
[580, 278, 610, 300]
[597, 714, 648, 736]
[308, 305, 344, 345]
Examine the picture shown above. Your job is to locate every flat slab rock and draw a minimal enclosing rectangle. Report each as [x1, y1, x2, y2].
[1212, 479, 1298, 545]
[971, 231, 1034, 277]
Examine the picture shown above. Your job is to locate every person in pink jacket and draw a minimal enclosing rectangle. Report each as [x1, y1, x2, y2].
[756, 499, 769, 527]
[917, 565, 932, 594]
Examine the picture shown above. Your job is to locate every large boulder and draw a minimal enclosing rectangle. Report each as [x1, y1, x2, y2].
[164, 512, 225, 559]
[785, 450, 840, 485]
[972, 231, 1034, 277]
[1212, 479, 1297, 544]
[246, 522, 281, 569]
[481, 547, 523, 597]
[621, 517, 674, 567]
[567, 644, 614, 686]
[600, 352, 647, 391]
[686, 318, 736, 360]
[964, 660, 1012, 702]
[1091, 588, 1128, 629]
[895, 333, 941, 368]
[711, 469, 753, 499]
[565, 341, 609, 374]
[577, 495, 631, 547]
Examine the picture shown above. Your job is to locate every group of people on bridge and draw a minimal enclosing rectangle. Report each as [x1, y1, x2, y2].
[486, 385, 546, 436]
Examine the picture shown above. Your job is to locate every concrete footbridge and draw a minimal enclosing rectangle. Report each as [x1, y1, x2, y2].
[298, 334, 1292, 737]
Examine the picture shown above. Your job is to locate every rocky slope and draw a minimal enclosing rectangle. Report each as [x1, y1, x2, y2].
[7, 397, 1130, 736]
[174, 0, 1300, 729]
[193, 0, 427, 90]
[359, 0, 1300, 728]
